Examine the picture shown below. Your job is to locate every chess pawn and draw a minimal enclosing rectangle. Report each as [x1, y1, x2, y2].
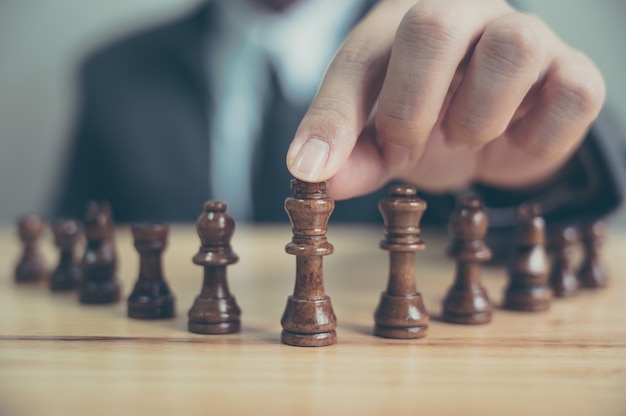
[547, 226, 579, 297]
[442, 196, 493, 324]
[578, 220, 608, 288]
[188, 201, 241, 334]
[281, 180, 337, 347]
[14, 214, 47, 283]
[127, 223, 175, 319]
[374, 185, 429, 338]
[49, 218, 82, 291]
[79, 201, 121, 304]
[503, 204, 552, 311]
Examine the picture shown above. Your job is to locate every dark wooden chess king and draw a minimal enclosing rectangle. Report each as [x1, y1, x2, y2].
[14, 214, 48, 283]
[188, 201, 241, 334]
[503, 204, 552, 311]
[442, 196, 493, 324]
[79, 201, 121, 304]
[281, 180, 337, 347]
[49, 218, 81, 291]
[127, 223, 176, 319]
[373, 185, 429, 338]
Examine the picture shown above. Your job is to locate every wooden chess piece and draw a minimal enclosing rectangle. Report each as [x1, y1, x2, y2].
[548, 226, 579, 297]
[14, 214, 47, 283]
[503, 204, 552, 311]
[50, 218, 81, 291]
[127, 223, 175, 319]
[442, 196, 493, 324]
[578, 220, 608, 288]
[188, 201, 241, 334]
[281, 180, 337, 347]
[79, 201, 121, 304]
[373, 185, 429, 338]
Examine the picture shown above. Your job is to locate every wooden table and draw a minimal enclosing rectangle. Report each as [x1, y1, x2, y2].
[1, 224, 625, 416]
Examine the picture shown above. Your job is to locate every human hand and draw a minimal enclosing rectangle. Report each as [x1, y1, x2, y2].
[286, 0, 605, 199]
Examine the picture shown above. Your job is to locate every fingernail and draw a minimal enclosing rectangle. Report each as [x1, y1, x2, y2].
[383, 143, 411, 171]
[289, 138, 330, 181]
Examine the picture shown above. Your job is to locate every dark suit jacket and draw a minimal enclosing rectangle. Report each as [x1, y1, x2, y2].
[55, 1, 402, 224]
[54, 2, 626, 228]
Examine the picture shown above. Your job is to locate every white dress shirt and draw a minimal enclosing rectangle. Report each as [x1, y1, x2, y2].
[207, 0, 366, 220]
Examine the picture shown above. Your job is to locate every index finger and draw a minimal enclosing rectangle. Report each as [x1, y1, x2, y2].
[286, 0, 411, 182]
[375, 0, 511, 162]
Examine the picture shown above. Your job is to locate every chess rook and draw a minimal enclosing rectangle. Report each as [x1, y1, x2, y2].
[79, 201, 121, 304]
[281, 180, 337, 347]
[548, 226, 579, 297]
[14, 214, 48, 283]
[578, 220, 608, 288]
[188, 201, 241, 334]
[373, 185, 428, 338]
[127, 223, 175, 319]
[503, 204, 552, 311]
[50, 218, 81, 291]
[442, 196, 493, 325]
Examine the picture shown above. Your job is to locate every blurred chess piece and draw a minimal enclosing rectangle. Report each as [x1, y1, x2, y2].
[188, 201, 241, 334]
[578, 220, 608, 289]
[79, 201, 121, 304]
[15, 214, 48, 283]
[50, 218, 81, 291]
[442, 196, 493, 324]
[128, 223, 175, 319]
[503, 204, 552, 311]
[547, 225, 579, 297]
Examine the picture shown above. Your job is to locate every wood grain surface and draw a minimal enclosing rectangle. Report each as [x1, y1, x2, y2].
[1, 223, 625, 416]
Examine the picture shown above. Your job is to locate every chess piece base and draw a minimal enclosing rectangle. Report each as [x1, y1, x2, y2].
[442, 310, 492, 325]
[188, 296, 241, 334]
[281, 296, 337, 347]
[128, 296, 175, 319]
[442, 288, 493, 325]
[503, 285, 552, 311]
[374, 324, 428, 339]
[49, 267, 81, 291]
[189, 320, 240, 335]
[79, 280, 121, 304]
[15, 259, 47, 283]
[281, 330, 337, 347]
[128, 280, 175, 319]
[373, 292, 428, 339]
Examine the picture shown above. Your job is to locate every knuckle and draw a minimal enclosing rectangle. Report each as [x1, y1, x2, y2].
[398, 1, 462, 46]
[549, 63, 606, 118]
[483, 14, 545, 72]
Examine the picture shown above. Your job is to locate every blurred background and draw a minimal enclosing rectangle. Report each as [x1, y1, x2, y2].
[0, 0, 625, 224]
